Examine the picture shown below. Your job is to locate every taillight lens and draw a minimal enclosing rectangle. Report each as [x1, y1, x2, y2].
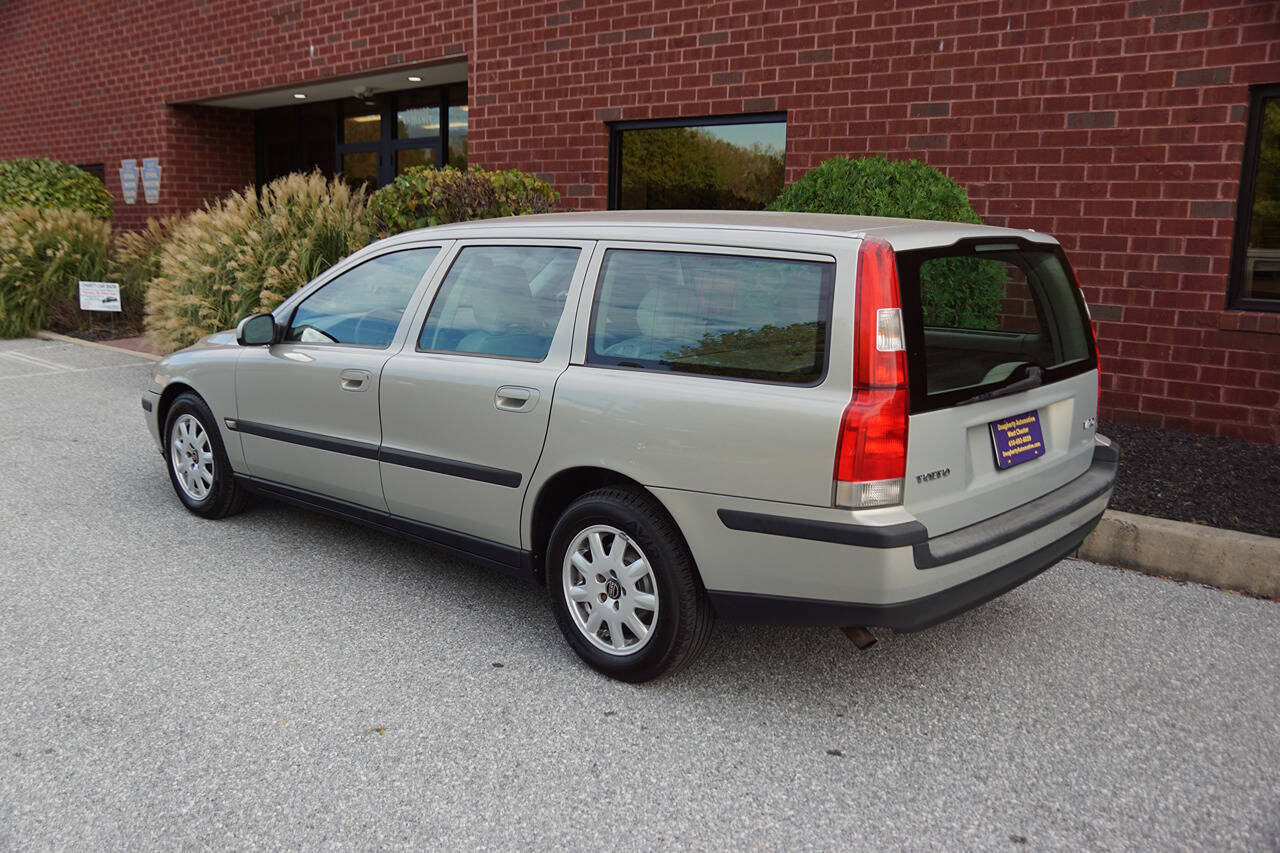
[834, 236, 909, 509]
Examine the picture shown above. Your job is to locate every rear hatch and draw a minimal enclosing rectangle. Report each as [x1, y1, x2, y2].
[894, 237, 1099, 537]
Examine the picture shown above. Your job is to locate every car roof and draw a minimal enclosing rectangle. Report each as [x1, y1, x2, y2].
[378, 209, 1058, 252]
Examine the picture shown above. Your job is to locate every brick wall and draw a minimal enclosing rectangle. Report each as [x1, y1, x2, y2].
[2, 0, 1278, 441]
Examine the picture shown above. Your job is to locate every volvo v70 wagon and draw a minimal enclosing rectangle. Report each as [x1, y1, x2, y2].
[142, 211, 1116, 681]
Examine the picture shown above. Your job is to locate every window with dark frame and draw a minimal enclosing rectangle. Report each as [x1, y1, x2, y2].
[607, 113, 787, 211]
[1229, 83, 1280, 311]
[255, 82, 467, 191]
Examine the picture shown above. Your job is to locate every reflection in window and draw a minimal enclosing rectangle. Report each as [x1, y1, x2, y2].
[342, 99, 381, 144]
[613, 118, 786, 210]
[287, 249, 438, 347]
[419, 246, 580, 360]
[397, 147, 436, 175]
[341, 152, 378, 191]
[588, 249, 833, 383]
[448, 83, 468, 169]
[1235, 91, 1280, 304]
[397, 90, 440, 139]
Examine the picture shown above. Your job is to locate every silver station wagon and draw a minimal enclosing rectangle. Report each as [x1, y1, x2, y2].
[142, 211, 1117, 682]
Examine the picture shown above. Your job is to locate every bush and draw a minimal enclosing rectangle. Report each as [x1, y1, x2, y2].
[368, 165, 559, 236]
[146, 172, 371, 353]
[0, 159, 114, 220]
[0, 206, 112, 338]
[767, 156, 1002, 327]
[111, 215, 178, 328]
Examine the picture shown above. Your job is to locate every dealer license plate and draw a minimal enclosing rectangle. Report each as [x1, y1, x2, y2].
[989, 410, 1046, 470]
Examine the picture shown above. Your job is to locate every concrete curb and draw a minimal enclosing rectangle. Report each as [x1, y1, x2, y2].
[35, 330, 163, 362]
[1080, 510, 1280, 600]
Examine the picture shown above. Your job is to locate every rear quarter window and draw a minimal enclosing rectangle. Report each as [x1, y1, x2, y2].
[587, 248, 835, 384]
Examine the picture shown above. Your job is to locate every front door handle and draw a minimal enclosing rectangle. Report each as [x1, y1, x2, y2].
[495, 385, 538, 413]
[339, 369, 371, 392]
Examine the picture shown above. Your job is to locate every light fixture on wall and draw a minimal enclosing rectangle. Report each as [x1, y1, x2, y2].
[292, 93, 307, 99]
[407, 75, 422, 82]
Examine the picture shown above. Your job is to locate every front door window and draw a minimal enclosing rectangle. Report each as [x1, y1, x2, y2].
[286, 248, 439, 347]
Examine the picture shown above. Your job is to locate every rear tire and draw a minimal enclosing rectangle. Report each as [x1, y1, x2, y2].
[163, 392, 249, 519]
[547, 486, 713, 682]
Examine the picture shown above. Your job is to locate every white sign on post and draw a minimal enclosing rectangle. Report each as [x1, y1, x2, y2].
[79, 281, 123, 312]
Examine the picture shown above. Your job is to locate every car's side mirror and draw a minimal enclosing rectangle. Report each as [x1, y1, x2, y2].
[236, 313, 277, 346]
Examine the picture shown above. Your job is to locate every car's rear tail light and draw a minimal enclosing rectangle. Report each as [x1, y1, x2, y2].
[835, 236, 908, 509]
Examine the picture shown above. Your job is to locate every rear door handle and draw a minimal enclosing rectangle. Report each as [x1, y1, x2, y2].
[495, 385, 538, 412]
[339, 369, 371, 392]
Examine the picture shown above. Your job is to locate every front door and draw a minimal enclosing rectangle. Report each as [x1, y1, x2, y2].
[378, 241, 592, 547]
[235, 246, 442, 509]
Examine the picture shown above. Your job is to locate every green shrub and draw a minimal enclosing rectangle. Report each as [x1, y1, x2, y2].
[368, 165, 559, 236]
[0, 159, 114, 220]
[0, 206, 112, 338]
[767, 156, 1002, 327]
[146, 171, 371, 353]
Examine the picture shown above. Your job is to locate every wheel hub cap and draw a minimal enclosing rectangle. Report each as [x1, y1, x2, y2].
[169, 413, 215, 502]
[562, 524, 659, 656]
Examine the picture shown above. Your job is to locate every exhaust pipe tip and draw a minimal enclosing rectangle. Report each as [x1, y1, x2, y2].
[841, 625, 877, 650]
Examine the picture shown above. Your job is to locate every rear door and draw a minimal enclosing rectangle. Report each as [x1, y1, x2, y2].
[377, 240, 593, 548]
[893, 237, 1099, 536]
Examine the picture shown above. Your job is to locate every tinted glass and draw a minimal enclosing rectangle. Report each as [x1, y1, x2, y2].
[616, 120, 786, 210]
[901, 246, 1093, 403]
[589, 249, 834, 383]
[396, 90, 440, 139]
[341, 152, 377, 191]
[1241, 95, 1280, 302]
[448, 84, 468, 169]
[287, 249, 438, 347]
[419, 246, 580, 360]
[342, 99, 381, 143]
[397, 147, 436, 174]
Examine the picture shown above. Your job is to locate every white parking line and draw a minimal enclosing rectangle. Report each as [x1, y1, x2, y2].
[0, 357, 147, 380]
[0, 350, 73, 372]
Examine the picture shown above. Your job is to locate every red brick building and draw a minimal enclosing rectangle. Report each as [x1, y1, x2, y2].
[2, 0, 1279, 441]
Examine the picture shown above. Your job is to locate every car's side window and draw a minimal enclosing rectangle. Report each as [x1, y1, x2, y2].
[587, 248, 835, 384]
[418, 245, 581, 361]
[286, 248, 439, 348]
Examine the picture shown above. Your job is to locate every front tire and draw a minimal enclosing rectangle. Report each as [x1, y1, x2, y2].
[163, 392, 248, 519]
[547, 487, 713, 682]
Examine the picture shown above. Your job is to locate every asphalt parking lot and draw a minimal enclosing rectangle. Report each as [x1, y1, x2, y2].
[1, 337, 1277, 850]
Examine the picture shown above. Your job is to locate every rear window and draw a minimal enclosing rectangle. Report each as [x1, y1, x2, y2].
[894, 240, 1096, 412]
[587, 248, 835, 384]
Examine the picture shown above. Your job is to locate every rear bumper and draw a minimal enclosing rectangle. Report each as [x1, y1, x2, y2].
[679, 441, 1118, 628]
[709, 510, 1103, 630]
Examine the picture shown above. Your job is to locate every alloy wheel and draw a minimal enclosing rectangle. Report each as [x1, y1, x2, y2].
[562, 524, 659, 656]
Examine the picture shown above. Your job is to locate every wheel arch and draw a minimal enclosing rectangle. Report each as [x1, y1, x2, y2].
[526, 466, 699, 586]
[156, 380, 201, 436]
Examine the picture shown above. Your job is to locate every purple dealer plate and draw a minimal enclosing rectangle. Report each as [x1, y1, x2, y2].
[989, 410, 1046, 470]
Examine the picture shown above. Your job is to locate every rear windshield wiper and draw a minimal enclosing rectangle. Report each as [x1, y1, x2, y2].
[957, 363, 1044, 406]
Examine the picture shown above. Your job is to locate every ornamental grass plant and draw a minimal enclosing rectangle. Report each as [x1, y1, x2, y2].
[0, 206, 111, 338]
[145, 172, 371, 352]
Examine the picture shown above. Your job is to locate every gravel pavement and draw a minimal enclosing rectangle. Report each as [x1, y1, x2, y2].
[1, 338, 1277, 850]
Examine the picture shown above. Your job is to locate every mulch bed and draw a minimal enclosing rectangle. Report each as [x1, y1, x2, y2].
[1100, 420, 1280, 538]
